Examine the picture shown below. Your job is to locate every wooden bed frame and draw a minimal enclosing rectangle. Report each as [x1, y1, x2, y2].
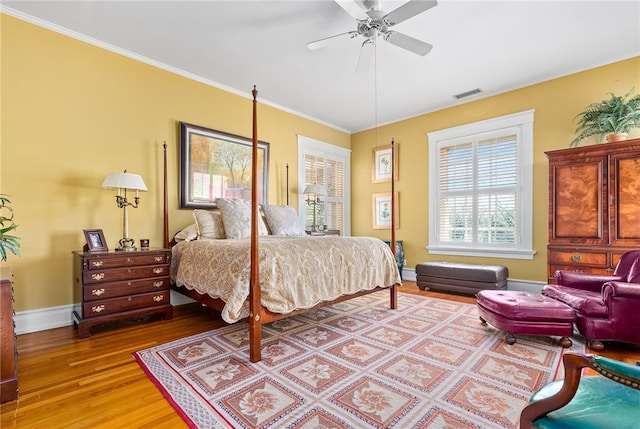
[164, 86, 399, 362]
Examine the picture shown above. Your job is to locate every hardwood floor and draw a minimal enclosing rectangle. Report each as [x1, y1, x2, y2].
[2, 282, 639, 428]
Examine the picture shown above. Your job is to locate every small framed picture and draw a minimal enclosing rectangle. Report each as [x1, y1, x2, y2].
[372, 192, 399, 229]
[372, 144, 399, 183]
[83, 229, 108, 252]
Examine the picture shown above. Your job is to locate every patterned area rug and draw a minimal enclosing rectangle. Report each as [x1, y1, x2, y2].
[133, 291, 583, 428]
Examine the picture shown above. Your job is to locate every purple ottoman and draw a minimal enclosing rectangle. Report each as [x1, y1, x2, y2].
[476, 290, 576, 347]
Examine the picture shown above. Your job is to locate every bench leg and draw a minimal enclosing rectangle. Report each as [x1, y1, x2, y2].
[505, 333, 517, 345]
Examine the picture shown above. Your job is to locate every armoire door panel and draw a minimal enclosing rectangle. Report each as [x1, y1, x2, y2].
[613, 155, 640, 243]
[551, 160, 606, 243]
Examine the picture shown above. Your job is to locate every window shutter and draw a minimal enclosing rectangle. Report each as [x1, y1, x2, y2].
[303, 154, 346, 233]
[437, 133, 518, 246]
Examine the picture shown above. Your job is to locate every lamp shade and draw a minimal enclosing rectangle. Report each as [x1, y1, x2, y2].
[101, 172, 148, 191]
[303, 184, 326, 195]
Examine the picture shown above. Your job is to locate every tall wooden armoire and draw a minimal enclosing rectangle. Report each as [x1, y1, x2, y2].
[546, 137, 640, 281]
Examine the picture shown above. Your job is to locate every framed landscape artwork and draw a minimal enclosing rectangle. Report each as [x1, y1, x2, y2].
[372, 144, 398, 183]
[372, 192, 399, 229]
[179, 122, 269, 209]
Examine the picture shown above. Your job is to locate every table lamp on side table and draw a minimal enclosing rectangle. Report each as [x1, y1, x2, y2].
[303, 184, 326, 232]
[101, 170, 147, 251]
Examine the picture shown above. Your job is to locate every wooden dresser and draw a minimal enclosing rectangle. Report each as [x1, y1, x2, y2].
[72, 249, 173, 338]
[546, 138, 640, 280]
[1, 267, 18, 403]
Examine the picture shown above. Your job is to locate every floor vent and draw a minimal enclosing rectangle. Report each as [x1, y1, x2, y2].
[454, 88, 482, 99]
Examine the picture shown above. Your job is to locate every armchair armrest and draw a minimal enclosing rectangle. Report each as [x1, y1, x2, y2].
[554, 270, 623, 292]
[519, 353, 640, 429]
[602, 281, 640, 300]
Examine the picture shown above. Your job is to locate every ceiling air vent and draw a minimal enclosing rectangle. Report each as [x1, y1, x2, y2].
[453, 88, 482, 100]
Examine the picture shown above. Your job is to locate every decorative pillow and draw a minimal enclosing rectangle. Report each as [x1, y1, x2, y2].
[215, 198, 269, 239]
[174, 223, 199, 242]
[193, 209, 226, 239]
[263, 205, 306, 236]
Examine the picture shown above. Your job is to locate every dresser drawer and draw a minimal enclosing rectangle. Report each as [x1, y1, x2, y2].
[84, 253, 169, 270]
[548, 250, 607, 266]
[83, 277, 169, 301]
[81, 290, 169, 318]
[549, 264, 614, 277]
[83, 264, 169, 284]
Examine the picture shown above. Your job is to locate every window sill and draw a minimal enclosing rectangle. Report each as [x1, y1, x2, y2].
[426, 246, 537, 260]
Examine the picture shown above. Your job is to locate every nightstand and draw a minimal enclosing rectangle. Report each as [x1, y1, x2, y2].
[305, 229, 341, 236]
[72, 249, 173, 338]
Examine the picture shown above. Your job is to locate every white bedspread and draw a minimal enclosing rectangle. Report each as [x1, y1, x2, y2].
[170, 236, 401, 323]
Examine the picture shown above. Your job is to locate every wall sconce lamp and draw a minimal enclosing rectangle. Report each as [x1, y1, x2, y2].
[101, 170, 147, 251]
[303, 184, 326, 232]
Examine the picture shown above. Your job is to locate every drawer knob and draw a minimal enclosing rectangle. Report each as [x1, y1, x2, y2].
[91, 273, 105, 281]
[153, 295, 164, 302]
[153, 281, 164, 288]
[91, 305, 105, 313]
[92, 288, 105, 296]
[154, 256, 163, 262]
[153, 268, 164, 274]
[571, 254, 583, 262]
[91, 261, 104, 268]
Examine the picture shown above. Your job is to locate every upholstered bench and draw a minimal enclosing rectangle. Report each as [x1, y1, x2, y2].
[476, 290, 576, 347]
[415, 261, 508, 295]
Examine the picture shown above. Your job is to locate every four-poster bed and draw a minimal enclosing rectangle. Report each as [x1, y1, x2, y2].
[164, 87, 400, 362]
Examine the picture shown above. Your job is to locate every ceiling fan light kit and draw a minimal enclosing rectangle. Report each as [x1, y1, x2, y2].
[308, 0, 437, 71]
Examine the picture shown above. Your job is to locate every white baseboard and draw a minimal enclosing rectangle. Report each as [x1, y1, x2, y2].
[14, 290, 196, 335]
[14, 304, 74, 335]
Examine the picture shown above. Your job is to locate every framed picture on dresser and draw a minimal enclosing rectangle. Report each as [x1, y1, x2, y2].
[83, 229, 108, 252]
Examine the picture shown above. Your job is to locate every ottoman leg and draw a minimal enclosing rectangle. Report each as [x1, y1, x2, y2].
[559, 336, 573, 348]
[505, 333, 516, 345]
[479, 316, 487, 325]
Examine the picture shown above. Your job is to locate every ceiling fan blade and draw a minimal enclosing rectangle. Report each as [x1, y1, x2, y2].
[356, 38, 375, 73]
[384, 31, 433, 56]
[335, 0, 369, 20]
[307, 31, 358, 50]
[384, 0, 438, 26]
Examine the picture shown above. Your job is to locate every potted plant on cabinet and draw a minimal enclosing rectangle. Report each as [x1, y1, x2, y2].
[0, 195, 21, 261]
[570, 88, 640, 147]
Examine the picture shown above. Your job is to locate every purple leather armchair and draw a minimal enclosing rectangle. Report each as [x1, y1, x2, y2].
[542, 250, 640, 350]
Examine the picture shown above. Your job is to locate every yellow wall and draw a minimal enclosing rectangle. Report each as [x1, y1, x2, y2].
[352, 56, 640, 281]
[0, 15, 349, 312]
[2, 13, 639, 313]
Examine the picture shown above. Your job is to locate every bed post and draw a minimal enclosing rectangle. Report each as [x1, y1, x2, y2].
[390, 138, 398, 309]
[163, 141, 169, 249]
[286, 163, 289, 206]
[249, 86, 262, 362]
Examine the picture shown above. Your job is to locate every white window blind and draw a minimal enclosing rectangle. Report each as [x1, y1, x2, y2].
[428, 110, 535, 259]
[298, 136, 351, 235]
[438, 133, 517, 245]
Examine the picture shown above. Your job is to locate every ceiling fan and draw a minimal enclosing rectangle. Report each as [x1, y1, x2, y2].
[307, 0, 437, 72]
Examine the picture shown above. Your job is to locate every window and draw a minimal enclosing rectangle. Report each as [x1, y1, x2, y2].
[427, 110, 535, 259]
[297, 136, 351, 235]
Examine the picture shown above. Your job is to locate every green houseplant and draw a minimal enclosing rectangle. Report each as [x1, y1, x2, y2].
[571, 88, 640, 147]
[0, 195, 21, 261]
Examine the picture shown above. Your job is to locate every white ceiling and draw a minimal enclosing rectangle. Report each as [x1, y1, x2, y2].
[3, 0, 639, 132]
